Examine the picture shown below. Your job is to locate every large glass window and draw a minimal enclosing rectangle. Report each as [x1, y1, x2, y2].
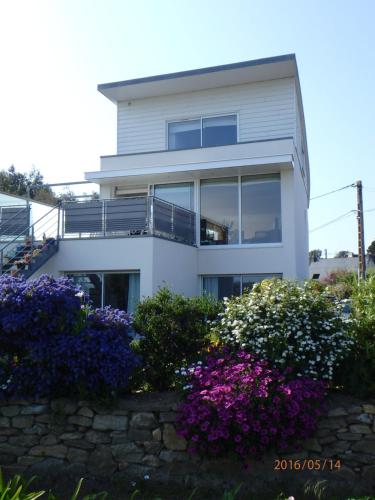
[202, 115, 237, 147]
[241, 175, 281, 244]
[68, 273, 102, 308]
[202, 274, 282, 300]
[200, 177, 239, 245]
[168, 115, 237, 151]
[154, 182, 194, 211]
[199, 174, 282, 246]
[67, 272, 140, 314]
[168, 120, 200, 150]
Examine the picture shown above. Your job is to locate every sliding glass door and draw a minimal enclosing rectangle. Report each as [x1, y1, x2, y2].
[67, 272, 140, 313]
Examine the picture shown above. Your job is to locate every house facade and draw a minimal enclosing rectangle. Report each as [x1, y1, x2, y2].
[27, 54, 310, 310]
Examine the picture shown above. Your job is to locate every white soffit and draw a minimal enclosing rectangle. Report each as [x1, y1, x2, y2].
[98, 55, 297, 103]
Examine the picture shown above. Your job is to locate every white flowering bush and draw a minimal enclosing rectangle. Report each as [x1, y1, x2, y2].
[213, 279, 353, 380]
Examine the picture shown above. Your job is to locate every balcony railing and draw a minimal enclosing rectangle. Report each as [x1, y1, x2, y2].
[61, 196, 196, 246]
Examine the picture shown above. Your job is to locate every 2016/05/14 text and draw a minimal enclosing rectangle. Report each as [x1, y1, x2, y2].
[274, 459, 341, 471]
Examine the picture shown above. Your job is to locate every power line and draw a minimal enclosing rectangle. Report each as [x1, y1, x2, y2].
[310, 183, 356, 201]
[309, 210, 355, 233]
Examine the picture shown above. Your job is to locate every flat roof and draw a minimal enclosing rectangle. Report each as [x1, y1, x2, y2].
[98, 54, 297, 103]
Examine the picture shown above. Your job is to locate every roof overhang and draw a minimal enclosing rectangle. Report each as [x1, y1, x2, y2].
[85, 155, 294, 186]
[98, 54, 297, 103]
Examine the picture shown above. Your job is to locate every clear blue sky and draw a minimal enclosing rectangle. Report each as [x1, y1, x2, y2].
[0, 0, 374, 256]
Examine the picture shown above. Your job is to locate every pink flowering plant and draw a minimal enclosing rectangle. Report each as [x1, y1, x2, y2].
[176, 348, 326, 460]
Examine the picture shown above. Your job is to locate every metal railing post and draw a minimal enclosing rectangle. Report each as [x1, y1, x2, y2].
[103, 199, 106, 237]
[0, 249, 3, 275]
[57, 203, 61, 239]
[193, 213, 196, 245]
[148, 196, 154, 235]
[171, 204, 175, 236]
[61, 203, 65, 239]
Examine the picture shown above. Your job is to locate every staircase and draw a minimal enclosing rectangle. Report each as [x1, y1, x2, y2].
[0, 205, 61, 279]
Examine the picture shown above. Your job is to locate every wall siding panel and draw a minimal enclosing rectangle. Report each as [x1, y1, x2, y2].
[117, 78, 296, 154]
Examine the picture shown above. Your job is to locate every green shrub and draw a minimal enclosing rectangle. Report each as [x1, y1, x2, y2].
[322, 269, 357, 299]
[132, 288, 221, 391]
[334, 276, 375, 396]
[213, 279, 352, 380]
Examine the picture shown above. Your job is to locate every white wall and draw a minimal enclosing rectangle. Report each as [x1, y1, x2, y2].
[294, 88, 308, 194]
[33, 236, 200, 298]
[117, 79, 296, 154]
[34, 237, 155, 298]
[152, 238, 198, 296]
[310, 257, 358, 280]
[293, 157, 309, 279]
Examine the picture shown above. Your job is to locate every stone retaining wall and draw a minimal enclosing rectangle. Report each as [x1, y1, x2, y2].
[0, 392, 374, 497]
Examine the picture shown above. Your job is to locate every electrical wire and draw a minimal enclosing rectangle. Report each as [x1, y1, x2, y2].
[309, 210, 356, 233]
[310, 183, 356, 201]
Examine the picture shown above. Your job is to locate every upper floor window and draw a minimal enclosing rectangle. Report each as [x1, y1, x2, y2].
[168, 114, 237, 150]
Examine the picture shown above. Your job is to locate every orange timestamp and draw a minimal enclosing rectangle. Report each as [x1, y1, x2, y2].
[274, 459, 341, 471]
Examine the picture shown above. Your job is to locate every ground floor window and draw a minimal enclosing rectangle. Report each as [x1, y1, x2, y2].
[66, 272, 140, 313]
[202, 273, 282, 300]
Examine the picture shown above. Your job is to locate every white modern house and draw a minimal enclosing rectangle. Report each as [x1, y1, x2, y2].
[2, 54, 310, 311]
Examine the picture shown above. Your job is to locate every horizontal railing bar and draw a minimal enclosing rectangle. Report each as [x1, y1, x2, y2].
[0, 205, 60, 256]
[61, 195, 196, 246]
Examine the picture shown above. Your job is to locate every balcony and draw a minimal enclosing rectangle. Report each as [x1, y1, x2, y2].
[61, 196, 196, 246]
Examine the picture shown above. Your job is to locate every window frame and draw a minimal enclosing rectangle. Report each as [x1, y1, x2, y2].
[199, 173, 283, 248]
[65, 270, 140, 311]
[153, 181, 195, 211]
[201, 273, 283, 299]
[167, 113, 239, 151]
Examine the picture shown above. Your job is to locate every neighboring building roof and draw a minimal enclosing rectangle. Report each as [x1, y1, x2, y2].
[0, 191, 54, 208]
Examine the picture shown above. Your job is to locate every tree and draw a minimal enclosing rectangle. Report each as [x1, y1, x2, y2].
[0, 165, 99, 206]
[0, 165, 57, 204]
[309, 249, 322, 263]
[368, 240, 375, 263]
[335, 250, 352, 258]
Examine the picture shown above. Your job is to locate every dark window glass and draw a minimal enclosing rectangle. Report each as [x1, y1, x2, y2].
[202, 276, 241, 300]
[242, 273, 282, 293]
[168, 120, 200, 150]
[203, 274, 282, 300]
[200, 177, 238, 245]
[241, 175, 282, 244]
[104, 273, 140, 313]
[67, 273, 102, 308]
[202, 115, 237, 147]
[67, 272, 140, 313]
[154, 182, 194, 211]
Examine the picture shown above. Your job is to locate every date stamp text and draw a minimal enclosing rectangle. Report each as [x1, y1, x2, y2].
[274, 459, 341, 471]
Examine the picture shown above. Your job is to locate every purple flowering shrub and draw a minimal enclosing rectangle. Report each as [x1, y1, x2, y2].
[0, 275, 140, 399]
[176, 349, 326, 460]
[0, 274, 83, 352]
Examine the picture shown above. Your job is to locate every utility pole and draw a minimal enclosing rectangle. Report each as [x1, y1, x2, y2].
[356, 180, 366, 280]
